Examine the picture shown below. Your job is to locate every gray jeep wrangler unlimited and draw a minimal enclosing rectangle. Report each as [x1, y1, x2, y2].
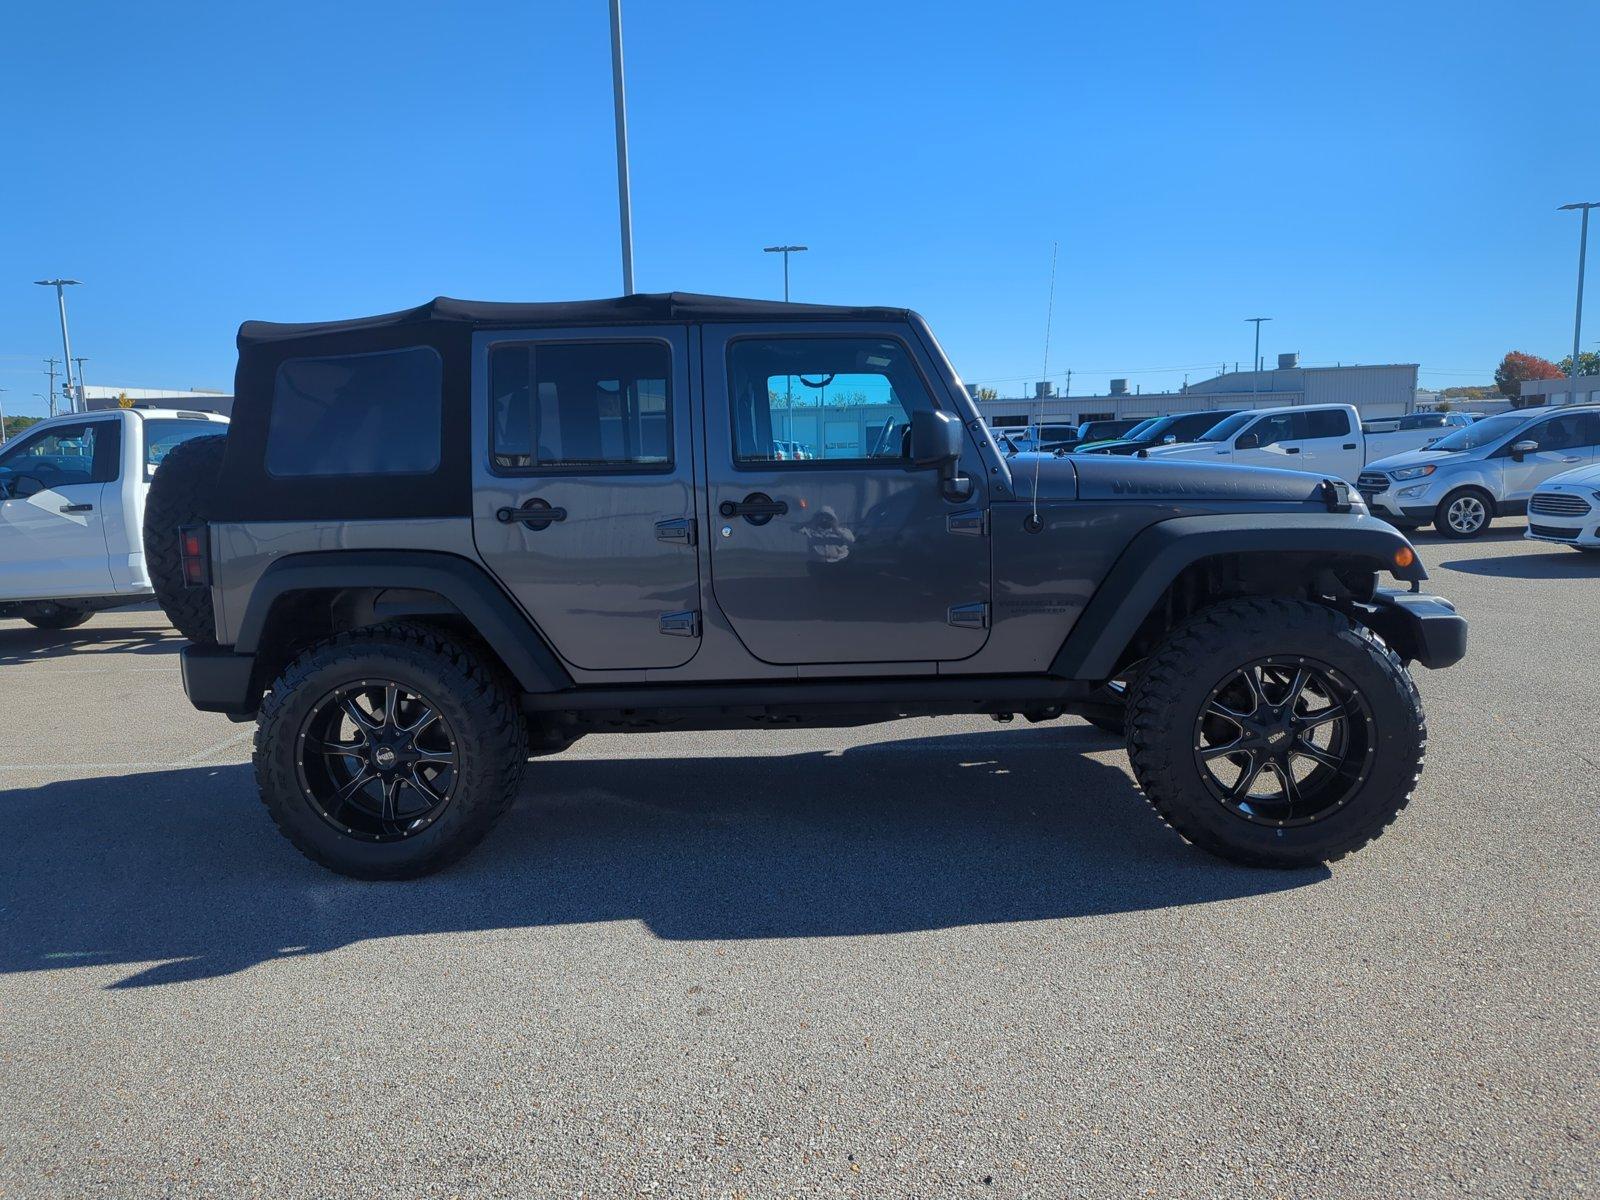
[145, 293, 1466, 879]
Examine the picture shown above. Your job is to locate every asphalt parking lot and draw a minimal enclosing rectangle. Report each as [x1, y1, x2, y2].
[2, 522, 1595, 1199]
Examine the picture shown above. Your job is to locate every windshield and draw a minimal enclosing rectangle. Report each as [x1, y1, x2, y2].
[1397, 414, 1445, 429]
[1118, 417, 1161, 441]
[1197, 411, 1256, 442]
[1425, 412, 1527, 452]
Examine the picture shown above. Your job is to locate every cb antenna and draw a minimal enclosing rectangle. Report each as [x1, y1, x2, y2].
[1032, 241, 1059, 530]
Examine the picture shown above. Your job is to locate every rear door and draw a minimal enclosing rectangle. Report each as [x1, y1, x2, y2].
[0, 417, 119, 599]
[700, 324, 990, 666]
[1498, 411, 1598, 500]
[471, 327, 701, 670]
[1297, 408, 1362, 480]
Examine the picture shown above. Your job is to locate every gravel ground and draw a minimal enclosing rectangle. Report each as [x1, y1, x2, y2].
[1, 524, 1595, 1199]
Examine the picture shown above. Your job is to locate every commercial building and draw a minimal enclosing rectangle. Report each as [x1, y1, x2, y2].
[79, 385, 232, 415]
[973, 358, 1420, 429]
[1519, 374, 1600, 408]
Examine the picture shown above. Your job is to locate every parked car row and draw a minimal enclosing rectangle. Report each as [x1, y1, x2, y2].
[987, 402, 1600, 545]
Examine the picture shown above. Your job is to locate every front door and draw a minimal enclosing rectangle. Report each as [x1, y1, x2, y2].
[471, 327, 701, 671]
[1236, 411, 1306, 471]
[701, 325, 990, 666]
[0, 418, 119, 599]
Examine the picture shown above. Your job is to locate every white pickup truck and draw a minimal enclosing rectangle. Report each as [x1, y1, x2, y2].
[0, 407, 228, 629]
[1141, 403, 1469, 483]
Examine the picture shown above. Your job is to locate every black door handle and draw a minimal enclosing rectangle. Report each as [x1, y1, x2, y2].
[496, 498, 567, 530]
[719, 493, 788, 526]
[1283, 447, 1300, 454]
[1343, 443, 1357, 449]
[60, 503, 93, 513]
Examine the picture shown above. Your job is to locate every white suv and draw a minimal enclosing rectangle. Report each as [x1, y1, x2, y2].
[0, 406, 228, 629]
[1526, 462, 1600, 552]
[1358, 405, 1600, 539]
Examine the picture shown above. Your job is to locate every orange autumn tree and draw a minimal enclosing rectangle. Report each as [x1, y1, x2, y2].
[1494, 351, 1564, 406]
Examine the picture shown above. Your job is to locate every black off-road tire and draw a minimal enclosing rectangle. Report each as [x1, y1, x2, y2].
[22, 601, 94, 631]
[142, 433, 227, 643]
[254, 623, 528, 879]
[1127, 598, 1425, 868]
[1432, 486, 1494, 540]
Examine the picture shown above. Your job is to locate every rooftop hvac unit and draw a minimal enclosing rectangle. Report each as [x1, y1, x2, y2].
[1109, 378, 1129, 396]
[1278, 352, 1300, 369]
[1034, 381, 1055, 398]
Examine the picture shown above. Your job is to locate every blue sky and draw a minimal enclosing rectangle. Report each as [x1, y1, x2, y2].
[2, 0, 1595, 417]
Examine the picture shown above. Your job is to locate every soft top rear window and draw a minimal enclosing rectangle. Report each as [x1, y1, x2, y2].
[266, 347, 442, 478]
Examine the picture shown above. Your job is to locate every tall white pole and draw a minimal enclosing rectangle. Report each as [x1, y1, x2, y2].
[1559, 203, 1596, 378]
[36, 280, 82, 412]
[609, 0, 635, 295]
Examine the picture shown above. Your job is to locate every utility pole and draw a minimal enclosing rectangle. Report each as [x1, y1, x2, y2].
[0, 388, 8, 444]
[1064, 368, 1072, 398]
[45, 359, 59, 418]
[762, 245, 808, 302]
[1559, 202, 1597, 379]
[608, 0, 635, 295]
[1246, 317, 1272, 396]
[35, 280, 82, 412]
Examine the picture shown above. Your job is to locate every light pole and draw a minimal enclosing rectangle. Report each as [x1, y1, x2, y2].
[74, 358, 90, 408]
[1246, 316, 1272, 396]
[608, 0, 635, 295]
[1559, 203, 1598, 379]
[763, 245, 808, 302]
[0, 388, 8, 444]
[35, 280, 82, 412]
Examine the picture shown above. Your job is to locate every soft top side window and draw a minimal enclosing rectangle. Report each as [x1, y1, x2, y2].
[266, 347, 442, 479]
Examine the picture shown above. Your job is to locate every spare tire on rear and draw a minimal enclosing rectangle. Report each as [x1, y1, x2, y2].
[143, 433, 227, 644]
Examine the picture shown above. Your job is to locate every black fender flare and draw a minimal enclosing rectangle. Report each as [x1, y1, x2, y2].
[1050, 513, 1427, 680]
[234, 550, 573, 694]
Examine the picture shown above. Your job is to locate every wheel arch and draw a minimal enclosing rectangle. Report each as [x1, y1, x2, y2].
[235, 551, 574, 696]
[1050, 513, 1428, 682]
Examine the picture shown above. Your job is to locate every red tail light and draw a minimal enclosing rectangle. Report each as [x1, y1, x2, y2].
[178, 525, 209, 588]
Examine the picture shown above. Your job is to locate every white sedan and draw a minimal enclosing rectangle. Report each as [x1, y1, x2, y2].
[1526, 462, 1600, 552]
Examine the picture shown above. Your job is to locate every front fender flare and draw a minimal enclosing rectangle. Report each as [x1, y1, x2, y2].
[1050, 512, 1426, 680]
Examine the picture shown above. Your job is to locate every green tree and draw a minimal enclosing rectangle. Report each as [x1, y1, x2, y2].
[1557, 350, 1600, 378]
[976, 386, 999, 402]
[2, 414, 42, 441]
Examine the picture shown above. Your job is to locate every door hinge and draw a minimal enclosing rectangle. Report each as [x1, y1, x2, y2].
[655, 517, 697, 545]
[658, 610, 700, 638]
[947, 602, 990, 630]
[946, 508, 988, 537]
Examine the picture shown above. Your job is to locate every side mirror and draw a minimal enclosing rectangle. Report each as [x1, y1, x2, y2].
[1510, 439, 1538, 460]
[1161, 434, 1177, 444]
[909, 410, 963, 471]
[9, 474, 45, 498]
[1236, 433, 1261, 450]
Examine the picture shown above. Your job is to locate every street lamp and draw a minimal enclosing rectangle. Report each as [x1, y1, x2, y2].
[35, 279, 82, 412]
[1246, 316, 1272, 396]
[1559, 202, 1598, 379]
[763, 245, 808, 302]
[0, 388, 8, 444]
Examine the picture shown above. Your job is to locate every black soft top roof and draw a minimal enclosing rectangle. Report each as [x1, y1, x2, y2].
[238, 292, 913, 347]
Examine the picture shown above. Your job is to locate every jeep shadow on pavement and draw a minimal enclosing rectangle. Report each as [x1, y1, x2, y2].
[143, 293, 1467, 880]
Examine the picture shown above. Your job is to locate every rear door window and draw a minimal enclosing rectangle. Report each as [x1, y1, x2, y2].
[143, 419, 220, 475]
[1300, 409, 1352, 439]
[266, 347, 442, 478]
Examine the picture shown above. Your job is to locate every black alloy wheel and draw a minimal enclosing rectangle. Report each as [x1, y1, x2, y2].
[297, 679, 460, 842]
[1193, 658, 1373, 828]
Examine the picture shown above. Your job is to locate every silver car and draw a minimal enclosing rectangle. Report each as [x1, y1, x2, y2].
[1358, 405, 1600, 538]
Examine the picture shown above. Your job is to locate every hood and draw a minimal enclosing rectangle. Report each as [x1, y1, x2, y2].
[1364, 447, 1460, 472]
[1067, 454, 1340, 504]
[1537, 462, 1600, 489]
[1140, 441, 1217, 460]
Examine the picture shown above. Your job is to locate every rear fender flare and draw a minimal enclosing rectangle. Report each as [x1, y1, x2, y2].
[234, 550, 572, 693]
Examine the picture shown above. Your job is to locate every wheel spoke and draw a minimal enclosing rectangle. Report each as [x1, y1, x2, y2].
[1291, 737, 1343, 771]
[311, 737, 367, 762]
[413, 748, 456, 766]
[1204, 698, 1251, 727]
[332, 765, 376, 805]
[1239, 667, 1265, 716]
[1201, 737, 1250, 761]
[341, 697, 383, 733]
[1281, 668, 1309, 712]
[403, 764, 444, 805]
[402, 705, 440, 736]
[378, 776, 401, 827]
[1296, 701, 1347, 732]
[1266, 759, 1301, 810]
[381, 684, 399, 731]
[1226, 752, 1265, 800]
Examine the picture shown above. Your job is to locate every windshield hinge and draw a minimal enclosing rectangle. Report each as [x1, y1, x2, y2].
[947, 509, 988, 537]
